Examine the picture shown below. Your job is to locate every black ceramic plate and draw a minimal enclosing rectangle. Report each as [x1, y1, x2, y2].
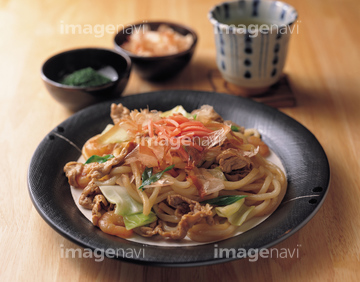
[28, 90, 330, 266]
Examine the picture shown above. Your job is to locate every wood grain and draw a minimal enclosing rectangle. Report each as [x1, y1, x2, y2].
[1, 0, 360, 281]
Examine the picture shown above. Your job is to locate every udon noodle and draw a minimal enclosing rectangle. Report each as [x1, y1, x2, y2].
[64, 104, 287, 242]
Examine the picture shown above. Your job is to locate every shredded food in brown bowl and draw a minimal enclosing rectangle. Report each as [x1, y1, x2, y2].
[121, 24, 194, 57]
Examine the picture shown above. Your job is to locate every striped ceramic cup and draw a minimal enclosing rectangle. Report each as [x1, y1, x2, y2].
[208, 0, 298, 93]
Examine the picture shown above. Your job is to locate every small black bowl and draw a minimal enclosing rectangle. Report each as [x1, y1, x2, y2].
[41, 48, 131, 111]
[114, 21, 197, 81]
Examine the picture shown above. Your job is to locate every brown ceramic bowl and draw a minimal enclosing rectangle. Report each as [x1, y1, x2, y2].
[114, 21, 197, 81]
[41, 48, 131, 111]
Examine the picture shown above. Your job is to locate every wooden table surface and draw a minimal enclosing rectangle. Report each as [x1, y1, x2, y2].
[1, 0, 360, 281]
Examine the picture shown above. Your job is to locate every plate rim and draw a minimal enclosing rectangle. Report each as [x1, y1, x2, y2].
[28, 90, 330, 267]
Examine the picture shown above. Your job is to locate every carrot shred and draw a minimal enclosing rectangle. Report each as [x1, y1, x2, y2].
[148, 120, 154, 137]
[165, 118, 180, 127]
[181, 126, 213, 133]
[170, 127, 181, 136]
[153, 124, 169, 137]
[155, 119, 179, 127]
[168, 115, 189, 123]
[179, 121, 204, 129]
[147, 115, 217, 152]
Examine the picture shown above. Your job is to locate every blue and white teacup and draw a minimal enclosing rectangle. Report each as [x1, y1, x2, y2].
[208, 0, 298, 93]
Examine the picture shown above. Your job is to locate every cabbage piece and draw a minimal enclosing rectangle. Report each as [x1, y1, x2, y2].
[99, 185, 157, 229]
[123, 212, 157, 230]
[228, 205, 254, 226]
[100, 185, 142, 215]
[206, 167, 227, 181]
[215, 198, 245, 217]
[215, 198, 255, 226]
[160, 105, 191, 118]
[101, 124, 114, 134]
[97, 122, 133, 144]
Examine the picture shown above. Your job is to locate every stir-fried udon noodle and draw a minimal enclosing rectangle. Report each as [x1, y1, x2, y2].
[64, 104, 287, 242]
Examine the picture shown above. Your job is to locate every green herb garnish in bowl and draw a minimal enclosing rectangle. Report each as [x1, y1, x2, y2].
[61, 67, 112, 87]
